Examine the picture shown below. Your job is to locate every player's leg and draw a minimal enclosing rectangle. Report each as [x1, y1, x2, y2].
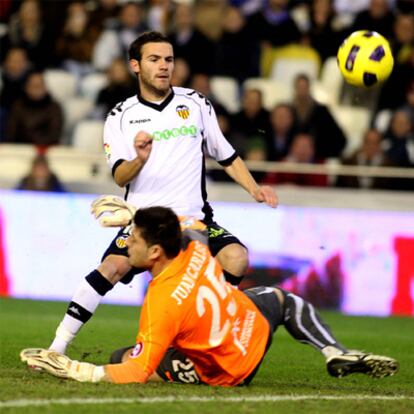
[272, 288, 348, 354]
[245, 287, 399, 379]
[109, 346, 201, 384]
[49, 255, 131, 353]
[206, 221, 248, 285]
[49, 228, 140, 354]
[215, 243, 248, 282]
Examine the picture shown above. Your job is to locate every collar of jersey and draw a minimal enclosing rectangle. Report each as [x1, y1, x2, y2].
[137, 88, 174, 111]
[152, 246, 192, 283]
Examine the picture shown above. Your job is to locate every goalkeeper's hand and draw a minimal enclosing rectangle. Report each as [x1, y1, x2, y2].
[91, 195, 137, 227]
[20, 348, 105, 383]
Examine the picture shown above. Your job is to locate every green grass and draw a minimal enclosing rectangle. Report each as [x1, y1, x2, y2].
[1, 298, 413, 414]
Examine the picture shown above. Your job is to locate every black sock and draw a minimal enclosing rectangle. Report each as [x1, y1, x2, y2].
[281, 290, 347, 352]
[223, 270, 243, 286]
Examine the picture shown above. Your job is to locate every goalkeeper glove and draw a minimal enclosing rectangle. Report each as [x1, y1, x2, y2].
[91, 195, 136, 227]
[20, 348, 105, 383]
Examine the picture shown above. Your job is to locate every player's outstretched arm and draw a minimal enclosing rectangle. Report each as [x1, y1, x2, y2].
[223, 156, 278, 208]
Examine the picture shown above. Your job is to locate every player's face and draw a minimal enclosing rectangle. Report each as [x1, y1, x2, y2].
[136, 42, 174, 98]
[126, 227, 152, 268]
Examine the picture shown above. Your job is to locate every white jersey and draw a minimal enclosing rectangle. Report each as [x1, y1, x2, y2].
[103, 86, 236, 220]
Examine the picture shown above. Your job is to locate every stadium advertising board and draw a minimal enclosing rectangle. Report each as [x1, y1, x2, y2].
[0, 190, 413, 316]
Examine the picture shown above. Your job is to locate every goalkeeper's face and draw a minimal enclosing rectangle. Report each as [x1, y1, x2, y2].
[126, 226, 155, 269]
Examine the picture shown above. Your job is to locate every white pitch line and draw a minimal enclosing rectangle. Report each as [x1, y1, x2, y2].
[1, 395, 413, 408]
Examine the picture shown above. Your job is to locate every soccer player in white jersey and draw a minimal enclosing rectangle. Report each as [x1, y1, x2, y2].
[49, 31, 277, 354]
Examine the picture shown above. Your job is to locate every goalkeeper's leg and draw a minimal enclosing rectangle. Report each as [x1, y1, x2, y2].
[245, 287, 398, 378]
[49, 254, 132, 354]
[278, 289, 348, 354]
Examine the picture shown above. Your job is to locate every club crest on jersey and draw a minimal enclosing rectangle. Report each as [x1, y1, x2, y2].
[176, 105, 190, 119]
[104, 143, 111, 160]
[115, 235, 128, 249]
[130, 342, 144, 358]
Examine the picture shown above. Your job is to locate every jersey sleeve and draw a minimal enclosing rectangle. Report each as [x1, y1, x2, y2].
[105, 284, 181, 384]
[103, 108, 132, 170]
[198, 94, 237, 165]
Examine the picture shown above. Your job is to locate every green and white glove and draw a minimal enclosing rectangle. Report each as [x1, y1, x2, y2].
[20, 348, 105, 383]
[91, 195, 137, 227]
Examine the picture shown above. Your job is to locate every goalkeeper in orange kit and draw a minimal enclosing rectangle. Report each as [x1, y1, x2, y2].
[21, 202, 399, 386]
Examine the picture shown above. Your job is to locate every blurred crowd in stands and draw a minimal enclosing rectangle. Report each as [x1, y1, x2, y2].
[0, 0, 413, 191]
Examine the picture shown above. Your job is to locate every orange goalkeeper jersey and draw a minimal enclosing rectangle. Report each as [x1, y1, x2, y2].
[106, 240, 270, 386]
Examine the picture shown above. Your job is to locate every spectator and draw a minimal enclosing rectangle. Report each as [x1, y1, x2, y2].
[169, 3, 215, 75]
[245, 137, 267, 161]
[265, 103, 297, 161]
[396, 0, 413, 13]
[89, 0, 121, 32]
[0, 0, 18, 23]
[192, 0, 225, 42]
[0, 0, 53, 68]
[214, 6, 259, 83]
[383, 109, 414, 190]
[334, 0, 371, 15]
[373, 12, 414, 111]
[292, 73, 347, 159]
[350, 0, 395, 39]
[247, 0, 302, 48]
[307, 0, 350, 62]
[263, 132, 328, 186]
[0, 47, 32, 141]
[147, 0, 170, 33]
[383, 109, 414, 167]
[112, 2, 148, 56]
[16, 153, 66, 193]
[189, 73, 229, 117]
[391, 13, 414, 65]
[376, 44, 414, 112]
[230, 0, 263, 17]
[171, 58, 191, 87]
[6, 72, 63, 147]
[231, 88, 271, 157]
[336, 128, 391, 189]
[93, 2, 148, 71]
[400, 81, 414, 127]
[95, 57, 136, 118]
[55, 2, 101, 80]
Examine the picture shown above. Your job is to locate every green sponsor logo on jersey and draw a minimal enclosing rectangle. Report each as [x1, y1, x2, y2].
[152, 125, 198, 141]
[208, 227, 225, 238]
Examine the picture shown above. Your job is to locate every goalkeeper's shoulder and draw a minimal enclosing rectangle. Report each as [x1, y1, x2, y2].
[179, 216, 208, 246]
[178, 216, 207, 232]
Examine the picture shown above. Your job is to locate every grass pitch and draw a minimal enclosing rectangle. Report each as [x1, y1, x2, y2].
[1, 298, 413, 414]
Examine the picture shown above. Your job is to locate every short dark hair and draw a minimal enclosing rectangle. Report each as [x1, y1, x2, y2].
[294, 73, 310, 85]
[133, 207, 181, 258]
[129, 31, 172, 61]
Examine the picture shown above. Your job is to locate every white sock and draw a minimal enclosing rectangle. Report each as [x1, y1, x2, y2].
[49, 278, 104, 353]
[322, 345, 345, 359]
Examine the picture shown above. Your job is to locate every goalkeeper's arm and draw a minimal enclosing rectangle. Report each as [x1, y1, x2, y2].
[20, 348, 150, 384]
[91, 195, 136, 227]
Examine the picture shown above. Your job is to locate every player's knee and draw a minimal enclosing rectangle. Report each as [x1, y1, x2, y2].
[98, 255, 131, 284]
[216, 244, 249, 276]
